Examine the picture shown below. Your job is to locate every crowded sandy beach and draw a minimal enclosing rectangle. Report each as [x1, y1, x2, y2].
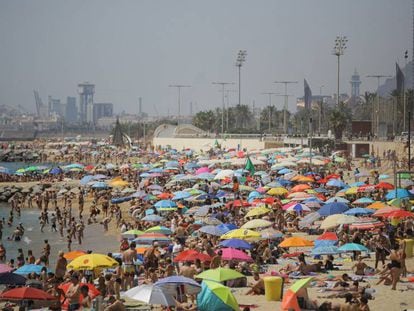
[0, 140, 411, 311]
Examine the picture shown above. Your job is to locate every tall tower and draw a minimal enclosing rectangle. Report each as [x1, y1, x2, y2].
[78, 83, 95, 123]
[350, 69, 361, 98]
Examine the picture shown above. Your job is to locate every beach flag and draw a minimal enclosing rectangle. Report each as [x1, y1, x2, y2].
[245, 157, 255, 175]
[396, 62, 405, 94]
[304, 79, 312, 110]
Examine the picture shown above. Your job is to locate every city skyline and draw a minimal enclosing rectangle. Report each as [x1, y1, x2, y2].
[0, 0, 411, 116]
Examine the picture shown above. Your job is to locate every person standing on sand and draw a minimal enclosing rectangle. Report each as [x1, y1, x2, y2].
[42, 239, 51, 266]
[66, 273, 81, 311]
[55, 251, 67, 280]
[122, 242, 137, 290]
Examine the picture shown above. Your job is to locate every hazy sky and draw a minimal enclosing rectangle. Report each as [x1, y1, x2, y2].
[0, 0, 411, 116]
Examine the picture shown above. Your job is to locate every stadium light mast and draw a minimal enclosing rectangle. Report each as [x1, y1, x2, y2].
[332, 36, 347, 105]
[261, 92, 279, 132]
[235, 50, 247, 107]
[212, 82, 235, 134]
[274, 81, 298, 133]
[168, 84, 191, 124]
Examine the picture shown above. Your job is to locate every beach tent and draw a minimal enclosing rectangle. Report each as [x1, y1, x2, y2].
[197, 280, 240, 311]
[281, 277, 313, 311]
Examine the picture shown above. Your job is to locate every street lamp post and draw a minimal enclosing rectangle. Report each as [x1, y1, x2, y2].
[262, 92, 279, 132]
[332, 36, 347, 106]
[235, 50, 247, 107]
[168, 84, 191, 124]
[274, 81, 298, 133]
[213, 82, 234, 134]
[319, 85, 324, 134]
[366, 75, 391, 137]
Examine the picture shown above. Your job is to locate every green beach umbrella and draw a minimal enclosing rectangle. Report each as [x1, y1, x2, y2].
[145, 226, 172, 235]
[195, 268, 244, 282]
[289, 277, 313, 293]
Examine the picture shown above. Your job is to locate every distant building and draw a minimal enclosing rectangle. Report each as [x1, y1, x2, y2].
[65, 97, 78, 123]
[93, 103, 113, 123]
[350, 69, 361, 98]
[48, 96, 63, 117]
[78, 83, 95, 123]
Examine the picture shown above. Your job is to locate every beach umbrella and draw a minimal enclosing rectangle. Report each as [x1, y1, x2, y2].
[14, 264, 49, 275]
[353, 197, 375, 205]
[375, 182, 395, 190]
[173, 250, 212, 263]
[267, 187, 288, 196]
[247, 191, 262, 201]
[320, 214, 358, 229]
[317, 202, 349, 216]
[203, 217, 223, 225]
[349, 218, 384, 230]
[385, 188, 412, 200]
[291, 184, 311, 192]
[67, 253, 119, 270]
[91, 181, 109, 189]
[0, 287, 55, 301]
[338, 243, 369, 252]
[344, 208, 375, 216]
[316, 232, 338, 241]
[199, 225, 225, 236]
[155, 200, 177, 208]
[109, 178, 129, 187]
[134, 233, 171, 245]
[344, 187, 358, 195]
[325, 197, 349, 204]
[124, 284, 175, 307]
[141, 215, 165, 222]
[214, 170, 234, 180]
[241, 219, 272, 229]
[279, 236, 313, 248]
[145, 226, 172, 235]
[196, 268, 244, 282]
[244, 206, 271, 218]
[59, 283, 100, 309]
[0, 272, 26, 285]
[220, 229, 261, 241]
[379, 174, 390, 180]
[154, 276, 201, 296]
[216, 224, 238, 234]
[373, 206, 400, 216]
[326, 179, 347, 188]
[384, 210, 414, 218]
[311, 246, 341, 256]
[285, 203, 311, 212]
[219, 239, 251, 250]
[172, 191, 192, 200]
[298, 212, 321, 229]
[367, 201, 389, 209]
[219, 248, 253, 262]
[63, 250, 86, 261]
[259, 228, 283, 239]
[197, 280, 240, 311]
[122, 229, 145, 239]
[49, 167, 63, 175]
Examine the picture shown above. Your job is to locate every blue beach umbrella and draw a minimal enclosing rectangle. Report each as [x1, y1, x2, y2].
[0, 272, 26, 285]
[216, 224, 238, 234]
[197, 280, 239, 311]
[325, 197, 349, 204]
[338, 243, 369, 252]
[353, 197, 374, 205]
[91, 181, 109, 189]
[385, 188, 413, 200]
[317, 202, 349, 216]
[344, 208, 374, 216]
[142, 215, 165, 222]
[154, 276, 201, 296]
[219, 239, 251, 250]
[155, 200, 177, 208]
[15, 264, 49, 275]
[49, 167, 63, 175]
[172, 191, 191, 200]
[199, 225, 225, 236]
[311, 246, 341, 256]
[80, 175, 95, 185]
[326, 179, 347, 188]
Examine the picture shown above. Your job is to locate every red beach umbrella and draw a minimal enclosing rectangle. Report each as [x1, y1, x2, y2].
[173, 250, 211, 263]
[0, 287, 55, 300]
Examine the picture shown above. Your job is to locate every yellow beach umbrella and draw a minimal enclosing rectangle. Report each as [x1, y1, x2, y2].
[244, 206, 271, 218]
[241, 219, 272, 229]
[279, 236, 314, 248]
[67, 253, 119, 270]
[345, 187, 358, 195]
[367, 201, 389, 209]
[267, 187, 288, 196]
[109, 177, 129, 187]
[220, 228, 261, 240]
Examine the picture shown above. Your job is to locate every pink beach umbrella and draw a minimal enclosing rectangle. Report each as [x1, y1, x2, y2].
[196, 167, 210, 175]
[219, 248, 253, 262]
